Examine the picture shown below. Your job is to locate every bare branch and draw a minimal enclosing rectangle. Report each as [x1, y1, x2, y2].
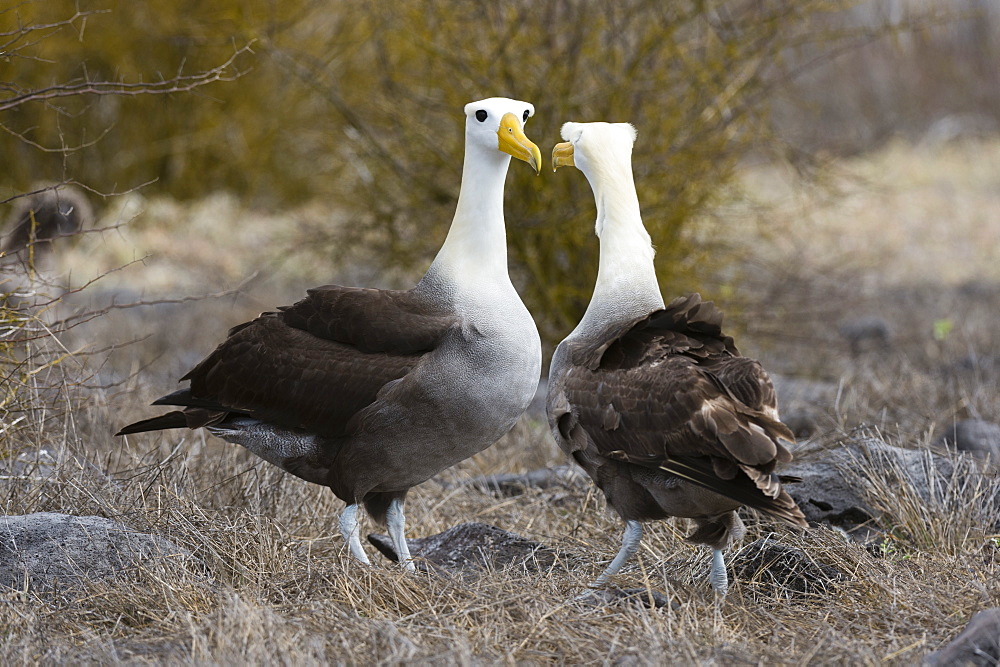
[0, 118, 114, 153]
[0, 41, 255, 112]
[0, 7, 108, 57]
[0, 178, 157, 207]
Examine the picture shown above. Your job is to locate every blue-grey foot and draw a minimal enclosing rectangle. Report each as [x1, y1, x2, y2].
[339, 503, 372, 565]
[590, 520, 643, 588]
[709, 548, 729, 597]
[386, 498, 415, 572]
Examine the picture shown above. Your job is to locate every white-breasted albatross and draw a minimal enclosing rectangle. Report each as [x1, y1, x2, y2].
[546, 122, 806, 596]
[118, 97, 544, 571]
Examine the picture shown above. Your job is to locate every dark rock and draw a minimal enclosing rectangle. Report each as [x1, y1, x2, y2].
[781, 407, 822, 439]
[949, 352, 1000, 374]
[770, 374, 838, 409]
[934, 419, 1000, 460]
[0, 513, 204, 593]
[2, 186, 92, 255]
[957, 280, 1000, 300]
[838, 316, 891, 354]
[924, 607, 1000, 666]
[730, 536, 846, 598]
[368, 521, 567, 576]
[783, 436, 955, 535]
[783, 452, 875, 530]
[467, 464, 589, 497]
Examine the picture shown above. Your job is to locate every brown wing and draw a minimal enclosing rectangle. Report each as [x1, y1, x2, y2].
[567, 293, 790, 457]
[703, 356, 780, 415]
[276, 285, 456, 353]
[564, 357, 789, 470]
[161, 286, 457, 437]
[557, 293, 803, 526]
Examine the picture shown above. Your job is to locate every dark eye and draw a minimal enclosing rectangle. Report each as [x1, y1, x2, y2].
[523, 110, 530, 122]
[475, 110, 487, 122]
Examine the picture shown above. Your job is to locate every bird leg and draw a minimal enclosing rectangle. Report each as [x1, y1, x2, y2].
[709, 548, 729, 597]
[385, 498, 415, 572]
[338, 503, 371, 565]
[591, 520, 643, 587]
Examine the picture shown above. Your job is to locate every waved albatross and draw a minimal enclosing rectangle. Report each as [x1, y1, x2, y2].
[118, 98, 544, 570]
[546, 122, 806, 596]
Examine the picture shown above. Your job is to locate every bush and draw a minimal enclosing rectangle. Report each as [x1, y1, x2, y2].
[272, 0, 857, 345]
[4, 1, 957, 348]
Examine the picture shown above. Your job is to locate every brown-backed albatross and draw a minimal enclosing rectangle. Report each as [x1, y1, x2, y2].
[546, 122, 806, 596]
[118, 98, 544, 571]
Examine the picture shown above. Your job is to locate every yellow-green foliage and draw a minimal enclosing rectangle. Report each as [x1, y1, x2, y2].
[0, 1, 315, 203]
[283, 1, 832, 344]
[2, 1, 846, 347]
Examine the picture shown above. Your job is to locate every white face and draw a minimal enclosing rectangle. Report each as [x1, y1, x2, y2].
[559, 121, 637, 176]
[464, 97, 535, 148]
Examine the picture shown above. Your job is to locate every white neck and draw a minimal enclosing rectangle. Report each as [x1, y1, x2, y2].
[425, 140, 512, 292]
[575, 162, 664, 333]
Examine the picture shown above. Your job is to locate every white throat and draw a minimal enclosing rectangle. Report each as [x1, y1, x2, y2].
[426, 139, 513, 292]
[575, 159, 664, 332]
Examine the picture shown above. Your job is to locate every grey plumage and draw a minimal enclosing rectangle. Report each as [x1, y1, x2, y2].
[118, 98, 544, 569]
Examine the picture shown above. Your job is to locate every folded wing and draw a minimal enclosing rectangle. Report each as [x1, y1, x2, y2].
[123, 286, 458, 438]
[557, 294, 804, 526]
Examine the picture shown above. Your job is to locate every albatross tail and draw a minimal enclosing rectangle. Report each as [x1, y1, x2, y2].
[115, 411, 189, 436]
[658, 456, 807, 528]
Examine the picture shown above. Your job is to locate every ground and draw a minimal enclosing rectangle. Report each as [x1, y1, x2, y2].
[2, 139, 998, 664]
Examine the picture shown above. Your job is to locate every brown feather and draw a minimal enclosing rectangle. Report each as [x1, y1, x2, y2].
[551, 293, 806, 528]
[122, 284, 458, 439]
[277, 286, 457, 354]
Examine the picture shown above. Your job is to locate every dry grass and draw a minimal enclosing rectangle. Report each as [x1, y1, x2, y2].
[3, 140, 1000, 663]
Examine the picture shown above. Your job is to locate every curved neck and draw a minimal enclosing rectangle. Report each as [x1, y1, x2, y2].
[426, 142, 512, 290]
[576, 164, 664, 332]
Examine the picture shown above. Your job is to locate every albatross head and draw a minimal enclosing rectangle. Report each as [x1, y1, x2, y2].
[552, 122, 640, 239]
[552, 121, 637, 178]
[464, 98, 541, 174]
[552, 121, 662, 324]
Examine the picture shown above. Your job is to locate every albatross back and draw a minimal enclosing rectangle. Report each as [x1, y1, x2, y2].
[549, 293, 805, 529]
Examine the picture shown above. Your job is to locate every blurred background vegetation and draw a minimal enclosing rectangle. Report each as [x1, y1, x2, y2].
[2, 0, 999, 348]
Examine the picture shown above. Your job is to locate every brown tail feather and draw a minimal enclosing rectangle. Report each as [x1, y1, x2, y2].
[739, 463, 782, 499]
[657, 456, 808, 529]
[116, 411, 188, 436]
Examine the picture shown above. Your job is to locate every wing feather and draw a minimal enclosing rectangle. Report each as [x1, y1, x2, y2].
[277, 285, 457, 353]
[704, 356, 781, 416]
[554, 293, 803, 526]
[160, 285, 457, 437]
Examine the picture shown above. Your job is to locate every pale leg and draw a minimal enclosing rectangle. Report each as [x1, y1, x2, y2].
[339, 503, 371, 565]
[386, 498, 415, 572]
[709, 548, 729, 597]
[591, 520, 643, 587]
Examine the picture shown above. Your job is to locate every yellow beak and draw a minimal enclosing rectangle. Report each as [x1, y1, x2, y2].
[497, 113, 542, 174]
[551, 142, 575, 171]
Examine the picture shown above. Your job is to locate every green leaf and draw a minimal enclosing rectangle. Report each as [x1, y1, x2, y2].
[933, 318, 953, 341]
